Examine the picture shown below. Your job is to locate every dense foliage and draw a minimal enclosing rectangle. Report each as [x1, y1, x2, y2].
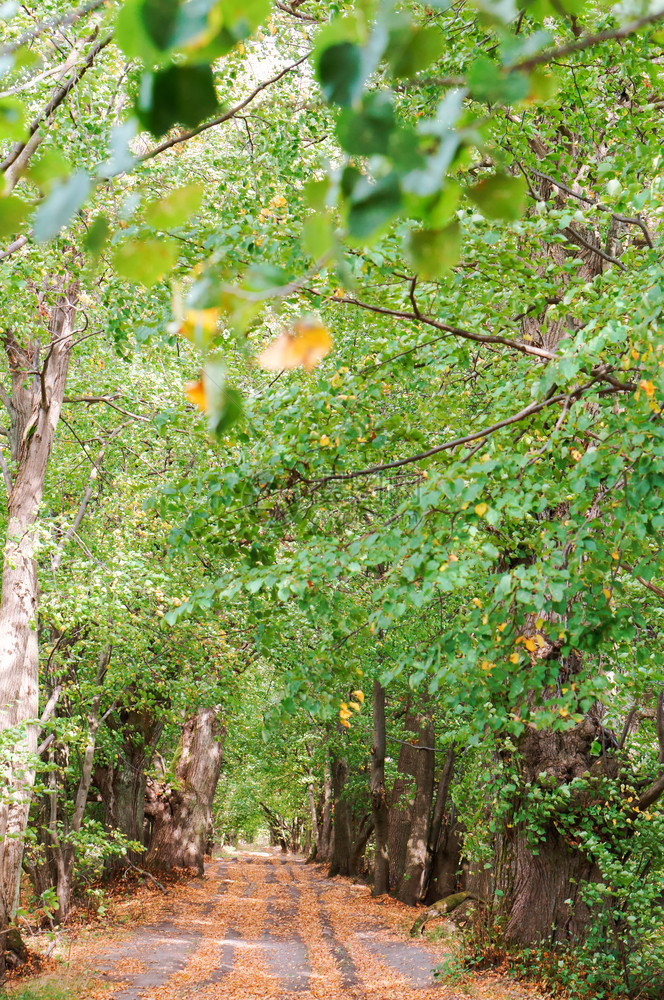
[1, 1, 664, 996]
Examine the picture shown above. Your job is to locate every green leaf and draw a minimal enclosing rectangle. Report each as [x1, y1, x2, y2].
[137, 64, 218, 136]
[83, 215, 110, 265]
[336, 93, 395, 156]
[467, 174, 527, 221]
[472, 0, 517, 23]
[218, 0, 270, 34]
[0, 97, 24, 140]
[303, 213, 335, 259]
[145, 184, 204, 228]
[405, 221, 461, 278]
[26, 150, 71, 192]
[347, 172, 402, 241]
[115, 0, 165, 63]
[317, 42, 364, 107]
[112, 237, 178, 287]
[33, 171, 92, 241]
[202, 359, 243, 435]
[387, 26, 445, 79]
[0, 195, 28, 238]
[141, 0, 180, 50]
[468, 58, 529, 105]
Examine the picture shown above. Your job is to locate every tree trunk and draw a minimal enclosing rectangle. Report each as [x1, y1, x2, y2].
[388, 708, 420, 887]
[51, 645, 110, 922]
[370, 679, 389, 896]
[318, 763, 333, 862]
[395, 715, 435, 905]
[498, 717, 603, 945]
[145, 707, 225, 874]
[94, 706, 163, 867]
[306, 780, 320, 858]
[0, 282, 78, 969]
[328, 753, 353, 877]
[421, 743, 455, 899]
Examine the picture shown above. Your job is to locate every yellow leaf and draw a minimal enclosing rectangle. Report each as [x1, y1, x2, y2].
[612, 550, 620, 560]
[534, 633, 546, 648]
[524, 638, 537, 652]
[185, 377, 206, 410]
[179, 307, 219, 341]
[319, 434, 331, 447]
[497, 623, 507, 632]
[640, 379, 655, 397]
[509, 653, 519, 663]
[257, 319, 332, 371]
[474, 502, 488, 517]
[559, 707, 569, 717]
[571, 449, 582, 461]
[340, 718, 350, 728]
[349, 701, 361, 711]
[603, 588, 611, 600]
[472, 597, 483, 608]
[353, 689, 365, 704]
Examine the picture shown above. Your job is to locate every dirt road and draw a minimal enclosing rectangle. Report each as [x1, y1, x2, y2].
[19, 850, 543, 1000]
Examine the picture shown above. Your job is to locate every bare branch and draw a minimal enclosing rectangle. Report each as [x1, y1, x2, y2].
[40, 685, 62, 725]
[0, 235, 29, 262]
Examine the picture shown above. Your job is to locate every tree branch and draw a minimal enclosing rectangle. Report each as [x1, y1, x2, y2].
[313, 381, 609, 483]
[1, 31, 112, 176]
[514, 8, 664, 72]
[138, 54, 310, 164]
[0, 0, 107, 58]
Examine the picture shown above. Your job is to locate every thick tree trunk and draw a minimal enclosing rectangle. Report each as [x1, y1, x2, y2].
[498, 717, 603, 944]
[145, 707, 225, 874]
[395, 715, 435, 905]
[370, 680, 390, 896]
[95, 706, 163, 867]
[0, 283, 78, 969]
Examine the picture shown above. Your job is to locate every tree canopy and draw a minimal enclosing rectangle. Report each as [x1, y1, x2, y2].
[2, 1, 664, 996]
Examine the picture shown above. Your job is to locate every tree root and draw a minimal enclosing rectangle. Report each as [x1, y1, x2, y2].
[409, 891, 484, 936]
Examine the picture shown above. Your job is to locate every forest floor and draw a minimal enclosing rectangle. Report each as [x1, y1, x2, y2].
[7, 849, 547, 1000]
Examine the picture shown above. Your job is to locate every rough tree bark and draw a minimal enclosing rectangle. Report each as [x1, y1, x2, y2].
[370, 679, 390, 896]
[328, 752, 353, 877]
[421, 743, 455, 900]
[0, 281, 79, 970]
[318, 763, 333, 863]
[94, 704, 164, 868]
[388, 707, 420, 887]
[395, 714, 436, 905]
[145, 707, 225, 874]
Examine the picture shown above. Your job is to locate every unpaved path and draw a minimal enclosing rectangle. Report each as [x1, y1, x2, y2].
[17, 850, 544, 1000]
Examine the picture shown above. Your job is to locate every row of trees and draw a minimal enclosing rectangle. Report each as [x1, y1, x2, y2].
[1, 1, 664, 997]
